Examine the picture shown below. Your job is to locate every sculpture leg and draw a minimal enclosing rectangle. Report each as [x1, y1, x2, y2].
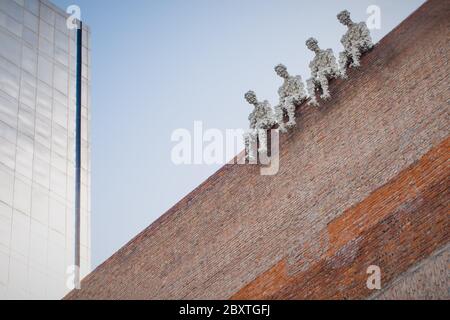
[350, 47, 362, 68]
[318, 72, 331, 100]
[307, 78, 319, 106]
[275, 105, 287, 133]
[244, 132, 250, 160]
[258, 129, 268, 154]
[245, 131, 257, 161]
[286, 98, 296, 128]
[338, 52, 348, 79]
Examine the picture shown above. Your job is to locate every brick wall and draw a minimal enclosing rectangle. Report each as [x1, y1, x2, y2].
[66, 0, 449, 300]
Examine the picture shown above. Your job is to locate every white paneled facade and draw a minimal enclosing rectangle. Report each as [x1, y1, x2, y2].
[0, 0, 91, 299]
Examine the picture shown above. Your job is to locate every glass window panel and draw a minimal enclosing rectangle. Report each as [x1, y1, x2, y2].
[0, 137, 16, 170]
[80, 218, 88, 247]
[51, 123, 67, 157]
[28, 267, 47, 297]
[15, 147, 33, 180]
[13, 176, 32, 216]
[11, 211, 30, 257]
[82, 63, 88, 82]
[53, 89, 66, 105]
[0, 164, 14, 205]
[37, 78, 51, 96]
[8, 257, 28, 294]
[81, 106, 87, 118]
[33, 157, 50, 189]
[31, 184, 49, 224]
[0, 201, 12, 248]
[17, 103, 34, 137]
[81, 46, 88, 64]
[19, 75, 36, 108]
[29, 224, 48, 273]
[39, 3, 54, 26]
[55, 47, 68, 68]
[54, 65, 68, 95]
[36, 90, 52, 119]
[67, 136, 74, 163]
[81, 115, 88, 142]
[67, 107, 75, 134]
[69, 51, 76, 74]
[17, 132, 33, 153]
[68, 73, 75, 101]
[0, 54, 20, 77]
[66, 176, 74, 204]
[0, 65, 20, 99]
[39, 19, 53, 42]
[54, 30, 68, 52]
[35, 114, 51, 147]
[49, 196, 65, 234]
[50, 166, 66, 198]
[53, 100, 67, 128]
[69, 27, 76, 40]
[81, 168, 88, 188]
[0, 10, 23, 37]
[51, 152, 66, 173]
[81, 80, 87, 107]
[37, 55, 52, 84]
[0, 119, 16, 143]
[21, 44, 37, 75]
[33, 141, 50, 162]
[0, 28, 21, 66]
[23, 9, 38, 30]
[80, 184, 88, 212]
[82, 29, 88, 47]
[54, 13, 67, 35]
[22, 27, 38, 48]
[38, 35, 53, 57]
[21, 68, 36, 86]
[0, 254, 9, 287]
[0, 91, 18, 127]
[24, 0, 39, 16]
[47, 240, 66, 277]
[2, 0, 23, 23]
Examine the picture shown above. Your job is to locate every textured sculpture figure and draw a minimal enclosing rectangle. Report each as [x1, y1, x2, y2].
[274, 64, 307, 132]
[337, 10, 374, 76]
[244, 90, 276, 160]
[305, 37, 342, 106]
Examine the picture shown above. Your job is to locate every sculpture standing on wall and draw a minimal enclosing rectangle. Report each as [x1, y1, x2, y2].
[274, 64, 307, 132]
[337, 10, 374, 77]
[305, 37, 342, 106]
[244, 90, 276, 160]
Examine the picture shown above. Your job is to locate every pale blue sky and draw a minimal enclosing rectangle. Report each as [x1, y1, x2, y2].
[52, 0, 426, 267]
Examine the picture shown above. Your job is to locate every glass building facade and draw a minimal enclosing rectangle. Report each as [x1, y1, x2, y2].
[0, 0, 91, 299]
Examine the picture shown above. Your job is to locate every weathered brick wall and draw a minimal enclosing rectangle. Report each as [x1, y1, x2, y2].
[371, 245, 449, 300]
[66, 0, 449, 300]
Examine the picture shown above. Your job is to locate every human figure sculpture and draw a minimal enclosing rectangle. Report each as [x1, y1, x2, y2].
[244, 90, 276, 160]
[305, 37, 342, 106]
[274, 64, 307, 132]
[337, 10, 374, 77]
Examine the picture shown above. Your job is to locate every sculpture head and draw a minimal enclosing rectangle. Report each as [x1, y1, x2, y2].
[274, 64, 289, 79]
[244, 90, 258, 105]
[306, 37, 320, 53]
[337, 10, 353, 26]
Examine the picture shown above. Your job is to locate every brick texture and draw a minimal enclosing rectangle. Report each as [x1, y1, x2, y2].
[371, 245, 449, 300]
[66, 0, 450, 300]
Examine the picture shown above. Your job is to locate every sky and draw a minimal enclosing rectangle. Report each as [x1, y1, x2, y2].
[51, 0, 426, 268]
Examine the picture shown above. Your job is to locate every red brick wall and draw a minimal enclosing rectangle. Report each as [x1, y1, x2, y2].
[66, 0, 450, 300]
